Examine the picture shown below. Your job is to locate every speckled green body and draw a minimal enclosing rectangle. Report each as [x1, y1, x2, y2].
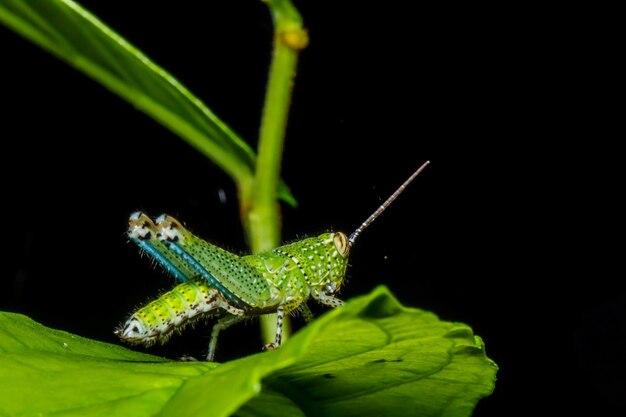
[126, 277, 242, 346]
[118, 163, 428, 360]
[242, 233, 349, 313]
[117, 213, 351, 360]
[156, 215, 350, 315]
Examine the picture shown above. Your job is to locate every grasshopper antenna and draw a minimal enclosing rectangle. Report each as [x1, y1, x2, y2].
[348, 160, 430, 246]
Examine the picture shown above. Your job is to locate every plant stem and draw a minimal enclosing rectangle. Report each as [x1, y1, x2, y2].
[246, 0, 308, 344]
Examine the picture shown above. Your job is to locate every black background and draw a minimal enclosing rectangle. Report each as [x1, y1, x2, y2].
[0, 2, 621, 416]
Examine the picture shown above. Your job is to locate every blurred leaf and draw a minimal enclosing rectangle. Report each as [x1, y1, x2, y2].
[0, 0, 296, 206]
[0, 286, 496, 417]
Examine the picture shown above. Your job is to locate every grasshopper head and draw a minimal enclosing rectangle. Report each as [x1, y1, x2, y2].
[310, 232, 350, 296]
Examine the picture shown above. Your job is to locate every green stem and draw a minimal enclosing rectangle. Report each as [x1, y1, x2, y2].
[246, 0, 307, 343]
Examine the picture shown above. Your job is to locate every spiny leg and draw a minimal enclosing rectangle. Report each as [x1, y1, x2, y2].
[314, 290, 344, 308]
[263, 306, 285, 351]
[207, 315, 245, 362]
[299, 303, 315, 323]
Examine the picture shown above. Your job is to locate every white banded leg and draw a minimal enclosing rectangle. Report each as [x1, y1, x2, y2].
[263, 306, 285, 351]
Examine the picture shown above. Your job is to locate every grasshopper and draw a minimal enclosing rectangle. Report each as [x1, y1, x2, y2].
[116, 161, 429, 361]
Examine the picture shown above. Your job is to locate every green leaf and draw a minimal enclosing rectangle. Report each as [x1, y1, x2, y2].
[0, 0, 296, 207]
[0, 312, 216, 417]
[0, 287, 497, 417]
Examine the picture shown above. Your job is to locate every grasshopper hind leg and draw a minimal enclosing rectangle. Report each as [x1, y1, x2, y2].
[207, 315, 246, 361]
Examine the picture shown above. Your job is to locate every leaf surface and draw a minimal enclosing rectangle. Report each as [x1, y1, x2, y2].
[0, 287, 496, 417]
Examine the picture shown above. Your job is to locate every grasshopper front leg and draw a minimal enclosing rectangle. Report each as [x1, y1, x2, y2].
[312, 288, 344, 308]
[299, 303, 315, 323]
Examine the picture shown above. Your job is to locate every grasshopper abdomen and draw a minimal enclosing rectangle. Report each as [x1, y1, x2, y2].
[115, 277, 244, 346]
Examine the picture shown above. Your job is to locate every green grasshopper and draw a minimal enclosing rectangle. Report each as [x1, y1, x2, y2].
[116, 161, 429, 361]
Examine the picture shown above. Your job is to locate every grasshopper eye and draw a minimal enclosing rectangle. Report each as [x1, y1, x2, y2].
[334, 232, 350, 258]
